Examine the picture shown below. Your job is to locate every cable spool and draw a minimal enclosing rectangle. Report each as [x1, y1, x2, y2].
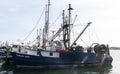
[94, 44, 107, 54]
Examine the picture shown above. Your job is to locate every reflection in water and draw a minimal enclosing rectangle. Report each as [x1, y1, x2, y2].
[0, 65, 112, 74]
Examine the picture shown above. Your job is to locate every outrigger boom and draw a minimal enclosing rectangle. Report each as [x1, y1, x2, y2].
[71, 22, 91, 48]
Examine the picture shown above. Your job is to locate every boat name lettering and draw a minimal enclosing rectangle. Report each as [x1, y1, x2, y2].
[17, 54, 30, 58]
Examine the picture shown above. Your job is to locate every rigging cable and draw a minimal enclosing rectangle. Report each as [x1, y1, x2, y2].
[91, 25, 100, 43]
[49, 5, 69, 29]
[20, 7, 45, 44]
[71, 15, 78, 43]
[49, 13, 62, 29]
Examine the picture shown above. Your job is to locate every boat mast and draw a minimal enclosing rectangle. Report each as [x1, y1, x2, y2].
[63, 4, 73, 50]
[68, 4, 73, 49]
[43, 0, 50, 49]
[37, 29, 41, 47]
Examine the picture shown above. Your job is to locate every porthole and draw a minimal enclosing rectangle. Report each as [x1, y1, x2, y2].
[50, 52, 53, 56]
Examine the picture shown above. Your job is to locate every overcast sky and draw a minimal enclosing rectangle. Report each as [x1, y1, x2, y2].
[0, 0, 120, 47]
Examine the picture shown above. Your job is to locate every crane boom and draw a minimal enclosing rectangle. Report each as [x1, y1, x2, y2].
[71, 22, 91, 48]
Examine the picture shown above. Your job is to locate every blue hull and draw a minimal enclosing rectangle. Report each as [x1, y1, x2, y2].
[0, 51, 6, 57]
[9, 51, 113, 67]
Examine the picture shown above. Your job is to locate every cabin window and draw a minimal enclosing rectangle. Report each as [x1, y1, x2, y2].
[50, 52, 53, 56]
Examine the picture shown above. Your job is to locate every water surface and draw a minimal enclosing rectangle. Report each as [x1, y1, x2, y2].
[0, 50, 119, 74]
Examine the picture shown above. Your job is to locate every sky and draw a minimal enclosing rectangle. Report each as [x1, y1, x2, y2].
[0, 0, 120, 47]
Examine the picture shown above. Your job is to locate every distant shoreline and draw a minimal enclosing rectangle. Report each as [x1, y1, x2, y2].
[110, 47, 120, 50]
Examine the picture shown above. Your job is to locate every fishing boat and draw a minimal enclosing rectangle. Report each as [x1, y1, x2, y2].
[7, 0, 113, 68]
[0, 46, 7, 57]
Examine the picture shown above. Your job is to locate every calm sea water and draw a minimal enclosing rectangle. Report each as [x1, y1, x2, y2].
[0, 50, 119, 74]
